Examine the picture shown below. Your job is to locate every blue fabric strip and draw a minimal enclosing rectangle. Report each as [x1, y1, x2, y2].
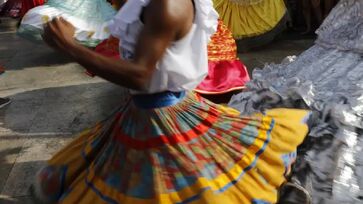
[132, 91, 186, 109]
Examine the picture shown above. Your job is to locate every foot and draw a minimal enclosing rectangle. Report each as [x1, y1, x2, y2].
[0, 98, 11, 109]
[0, 65, 5, 75]
[29, 185, 47, 204]
[278, 182, 312, 204]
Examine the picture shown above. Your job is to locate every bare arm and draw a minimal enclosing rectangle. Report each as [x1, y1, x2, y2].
[42, 0, 192, 90]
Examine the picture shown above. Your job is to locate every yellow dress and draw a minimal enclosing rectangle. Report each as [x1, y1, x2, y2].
[213, 0, 287, 39]
[33, 92, 310, 204]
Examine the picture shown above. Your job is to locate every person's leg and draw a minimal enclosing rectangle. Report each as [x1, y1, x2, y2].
[289, 0, 301, 30]
[0, 65, 10, 109]
[311, 0, 323, 26]
[0, 65, 4, 75]
[301, 0, 312, 34]
[284, 0, 293, 28]
[323, 0, 335, 18]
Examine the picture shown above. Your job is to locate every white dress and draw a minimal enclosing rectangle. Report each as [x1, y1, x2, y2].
[108, 0, 219, 94]
[229, 0, 363, 203]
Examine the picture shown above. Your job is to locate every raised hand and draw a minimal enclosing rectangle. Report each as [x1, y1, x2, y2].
[42, 17, 76, 52]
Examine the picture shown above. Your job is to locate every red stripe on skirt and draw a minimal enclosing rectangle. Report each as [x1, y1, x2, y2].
[113, 108, 221, 149]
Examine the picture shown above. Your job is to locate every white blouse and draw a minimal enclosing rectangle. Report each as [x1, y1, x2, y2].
[108, 0, 218, 94]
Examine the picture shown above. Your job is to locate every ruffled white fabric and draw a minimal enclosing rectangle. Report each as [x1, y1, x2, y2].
[316, 0, 363, 53]
[108, 0, 147, 52]
[229, 46, 363, 204]
[108, 0, 219, 94]
[228, 0, 363, 202]
[230, 45, 363, 134]
[19, 0, 116, 46]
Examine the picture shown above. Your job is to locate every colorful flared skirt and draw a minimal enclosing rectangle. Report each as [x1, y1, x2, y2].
[34, 91, 310, 203]
[213, 0, 286, 39]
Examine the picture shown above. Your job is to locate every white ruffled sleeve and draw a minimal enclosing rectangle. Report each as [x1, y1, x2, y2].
[108, 0, 150, 39]
[194, 0, 219, 41]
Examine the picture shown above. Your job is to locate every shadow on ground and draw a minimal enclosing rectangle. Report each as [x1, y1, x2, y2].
[0, 146, 42, 204]
[0, 34, 74, 70]
[0, 82, 126, 134]
[239, 36, 315, 76]
[1, 17, 73, 70]
[0, 82, 127, 200]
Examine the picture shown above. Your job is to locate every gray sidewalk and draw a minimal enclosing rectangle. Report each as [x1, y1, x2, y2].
[0, 17, 314, 203]
[0, 17, 125, 203]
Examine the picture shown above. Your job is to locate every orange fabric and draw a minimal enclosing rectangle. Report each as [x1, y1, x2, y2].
[208, 20, 238, 62]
